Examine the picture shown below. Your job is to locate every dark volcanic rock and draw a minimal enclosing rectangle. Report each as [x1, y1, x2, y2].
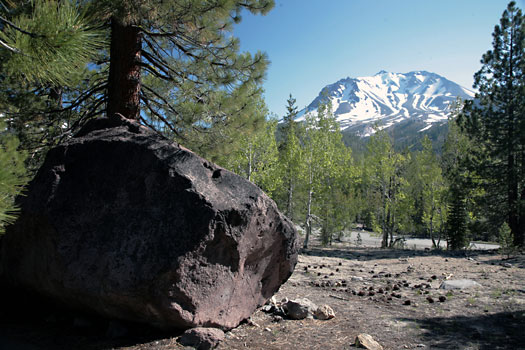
[1, 117, 298, 330]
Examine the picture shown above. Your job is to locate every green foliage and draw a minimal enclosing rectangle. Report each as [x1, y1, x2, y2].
[0, 0, 106, 86]
[459, 1, 525, 247]
[276, 94, 304, 221]
[302, 102, 353, 246]
[363, 127, 408, 247]
[0, 119, 28, 233]
[415, 136, 447, 247]
[499, 222, 516, 258]
[222, 116, 281, 197]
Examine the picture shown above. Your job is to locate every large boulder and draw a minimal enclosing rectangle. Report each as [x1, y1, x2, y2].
[0, 117, 298, 330]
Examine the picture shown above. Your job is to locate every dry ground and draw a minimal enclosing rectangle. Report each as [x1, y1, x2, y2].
[1, 241, 524, 350]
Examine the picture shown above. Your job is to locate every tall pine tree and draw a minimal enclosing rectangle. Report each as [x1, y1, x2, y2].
[460, 1, 525, 247]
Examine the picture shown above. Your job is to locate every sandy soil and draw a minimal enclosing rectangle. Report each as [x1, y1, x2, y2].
[1, 241, 523, 350]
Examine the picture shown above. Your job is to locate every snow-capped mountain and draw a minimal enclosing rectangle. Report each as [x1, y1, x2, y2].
[297, 70, 474, 136]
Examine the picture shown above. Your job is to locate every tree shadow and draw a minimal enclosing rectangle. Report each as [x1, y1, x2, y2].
[399, 310, 525, 350]
[301, 245, 501, 262]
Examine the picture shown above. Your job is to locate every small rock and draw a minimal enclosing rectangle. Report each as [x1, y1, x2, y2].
[440, 279, 481, 290]
[416, 344, 427, 348]
[501, 262, 512, 268]
[354, 333, 384, 350]
[403, 300, 411, 306]
[264, 327, 272, 332]
[315, 304, 335, 320]
[352, 276, 364, 281]
[262, 304, 274, 313]
[426, 296, 434, 303]
[179, 327, 225, 350]
[284, 298, 318, 320]
[438, 296, 447, 302]
[358, 290, 366, 297]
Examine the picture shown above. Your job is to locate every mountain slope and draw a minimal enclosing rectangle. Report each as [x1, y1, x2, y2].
[297, 70, 474, 137]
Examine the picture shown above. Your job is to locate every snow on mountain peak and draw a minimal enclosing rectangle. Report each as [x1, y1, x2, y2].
[296, 71, 474, 136]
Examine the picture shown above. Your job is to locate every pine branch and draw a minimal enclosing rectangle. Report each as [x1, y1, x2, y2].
[0, 15, 42, 38]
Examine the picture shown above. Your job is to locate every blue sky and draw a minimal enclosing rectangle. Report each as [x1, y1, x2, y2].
[234, 0, 522, 118]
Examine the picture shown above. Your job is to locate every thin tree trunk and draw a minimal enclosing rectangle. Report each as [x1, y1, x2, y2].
[381, 185, 388, 248]
[107, 17, 142, 121]
[303, 186, 313, 249]
[286, 176, 293, 221]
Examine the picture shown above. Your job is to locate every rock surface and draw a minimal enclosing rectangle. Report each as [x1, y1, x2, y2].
[179, 327, 225, 350]
[283, 298, 318, 320]
[354, 333, 384, 350]
[0, 117, 298, 330]
[439, 279, 482, 290]
[314, 304, 335, 320]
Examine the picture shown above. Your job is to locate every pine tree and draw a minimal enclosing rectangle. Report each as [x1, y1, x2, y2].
[2, 0, 274, 164]
[1, 0, 106, 170]
[278, 94, 303, 221]
[460, 1, 525, 247]
[442, 117, 471, 250]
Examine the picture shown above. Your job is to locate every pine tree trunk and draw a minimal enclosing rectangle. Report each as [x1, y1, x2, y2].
[107, 17, 142, 121]
[517, 188, 525, 247]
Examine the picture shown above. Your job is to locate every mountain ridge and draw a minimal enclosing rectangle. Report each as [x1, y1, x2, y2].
[296, 70, 474, 137]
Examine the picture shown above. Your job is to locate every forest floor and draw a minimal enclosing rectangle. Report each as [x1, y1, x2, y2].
[1, 238, 524, 350]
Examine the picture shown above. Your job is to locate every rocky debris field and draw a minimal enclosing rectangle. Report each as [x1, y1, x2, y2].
[1, 244, 524, 350]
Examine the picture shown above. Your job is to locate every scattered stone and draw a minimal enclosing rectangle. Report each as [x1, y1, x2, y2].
[358, 290, 366, 297]
[438, 296, 447, 302]
[352, 276, 364, 281]
[403, 300, 411, 306]
[284, 298, 318, 320]
[426, 296, 434, 303]
[1, 117, 298, 330]
[431, 275, 437, 280]
[440, 279, 482, 290]
[315, 304, 336, 320]
[354, 333, 384, 350]
[416, 344, 427, 348]
[501, 262, 513, 268]
[179, 327, 225, 350]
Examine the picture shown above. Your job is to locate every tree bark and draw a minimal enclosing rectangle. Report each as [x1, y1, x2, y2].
[107, 17, 142, 121]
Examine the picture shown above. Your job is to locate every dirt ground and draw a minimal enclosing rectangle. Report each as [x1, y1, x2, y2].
[1, 240, 524, 350]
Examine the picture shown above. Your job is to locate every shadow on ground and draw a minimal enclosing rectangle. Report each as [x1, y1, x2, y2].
[399, 310, 525, 350]
[0, 285, 181, 350]
[301, 246, 502, 262]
